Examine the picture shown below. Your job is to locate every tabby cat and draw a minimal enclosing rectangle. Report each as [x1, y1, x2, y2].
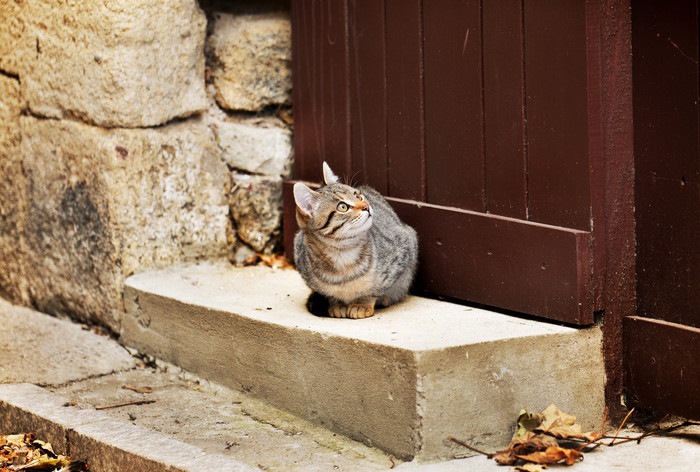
[293, 162, 418, 319]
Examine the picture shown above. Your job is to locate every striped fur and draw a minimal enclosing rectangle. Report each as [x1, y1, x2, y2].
[293, 164, 418, 319]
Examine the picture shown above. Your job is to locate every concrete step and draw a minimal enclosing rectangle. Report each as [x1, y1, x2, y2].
[0, 299, 397, 471]
[121, 260, 606, 461]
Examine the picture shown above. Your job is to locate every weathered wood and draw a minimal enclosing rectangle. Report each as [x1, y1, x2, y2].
[482, 0, 527, 219]
[385, 0, 424, 201]
[633, 0, 700, 329]
[423, 0, 484, 210]
[624, 317, 700, 420]
[524, 0, 591, 230]
[291, 0, 350, 181]
[348, 0, 388, 194]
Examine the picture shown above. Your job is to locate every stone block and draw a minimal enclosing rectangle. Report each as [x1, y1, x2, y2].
[0, 0, 24, 75]
[19, 0, 207, 127]
[0, 383, 107, 453]
[123, 262, 606, 461]
[0, 299, 136, 385]
[0, 384, 255, 472]
[208, 11, 292, 111]
[210, 114, 292, 177]
[0, 74, 28, 304]
[21, 116, 229, 330]
[230, 174, 282, 253]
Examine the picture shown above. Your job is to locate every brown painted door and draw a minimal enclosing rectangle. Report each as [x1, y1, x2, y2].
[626, 0, 700, 419]
[286, 0, 606, 325]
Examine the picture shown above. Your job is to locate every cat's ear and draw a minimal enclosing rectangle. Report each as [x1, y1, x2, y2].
[322, 161, 340, 185]
[293, 183, 318, 216]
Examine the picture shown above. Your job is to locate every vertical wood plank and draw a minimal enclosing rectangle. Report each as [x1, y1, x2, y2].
[348, 0, 388, 193]
[385, 0, 424, 201]
[596, 0, 635, 419]
[423, 0, 484, 209]
[524, 0, 591, 230]
[482, 0, 527, 218]
[291, 0, 350, 182]
[633, 0, 700, 329]
[625, 317, 700, 419]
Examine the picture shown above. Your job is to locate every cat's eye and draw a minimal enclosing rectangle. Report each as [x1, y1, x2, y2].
[337, 202, 349, 212]
[357, 194, 365, 201]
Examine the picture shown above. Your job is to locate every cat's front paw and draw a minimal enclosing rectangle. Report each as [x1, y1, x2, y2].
[328, 301, 375, 319]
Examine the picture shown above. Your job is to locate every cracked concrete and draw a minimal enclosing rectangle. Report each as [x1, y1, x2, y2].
[0, 299, 136, 385]
[0, 296, 395, 471]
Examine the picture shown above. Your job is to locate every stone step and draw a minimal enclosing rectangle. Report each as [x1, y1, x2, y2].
[121, 260, 605, 462]
[0, 299, 397, 471]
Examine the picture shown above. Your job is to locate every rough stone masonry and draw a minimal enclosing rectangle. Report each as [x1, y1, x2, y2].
[0, 0, 293, 330]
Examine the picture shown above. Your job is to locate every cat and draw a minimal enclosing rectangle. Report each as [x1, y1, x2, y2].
[293, 162, 418, 319]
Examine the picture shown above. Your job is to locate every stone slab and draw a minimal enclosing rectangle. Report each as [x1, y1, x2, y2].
[0, 299, 136, 385]
[122, 260, 606, 461]
[0, 383, 254, 472]
[54, 365, 395, 471]
[0, 298, 395, 470]
[19, 0, 207, 127]
[20, 115, 229, 330]
[207, 11, 292, 111]
[0, 74, 27, 304]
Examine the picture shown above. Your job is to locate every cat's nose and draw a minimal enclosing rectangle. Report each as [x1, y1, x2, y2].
[356, 201, 370, 213]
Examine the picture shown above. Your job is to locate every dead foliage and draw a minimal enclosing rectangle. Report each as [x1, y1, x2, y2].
[0, 433, 87, 471]
[244, 253, 294, 270]
[449, 404, 696, 469]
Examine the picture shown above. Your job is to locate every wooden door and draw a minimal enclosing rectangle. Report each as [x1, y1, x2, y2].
[285, 0, 607, 325]
[626, 0, 700, 419]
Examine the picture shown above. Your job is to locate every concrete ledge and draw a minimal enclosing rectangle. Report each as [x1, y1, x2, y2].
[121, 260, 605, 461]
[0, 383, 255, 472]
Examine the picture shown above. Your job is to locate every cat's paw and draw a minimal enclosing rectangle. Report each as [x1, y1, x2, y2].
[328, 302, 375, 319]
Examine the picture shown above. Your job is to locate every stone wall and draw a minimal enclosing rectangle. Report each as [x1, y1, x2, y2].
[0, 0, 292, 331]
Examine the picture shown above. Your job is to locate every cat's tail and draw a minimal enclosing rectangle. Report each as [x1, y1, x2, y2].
[306, 291, 330, 317]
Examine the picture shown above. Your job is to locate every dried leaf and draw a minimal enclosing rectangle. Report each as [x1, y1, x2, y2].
[536, 404, 601, 441]
[257, 253, 293, 270]
[493, 449, 517, 465]
[0, 433, 86, 471]
[515, 409, 545, 438]
[511, 432, 559, 454]
[517, 446, 583, 466]
[515, 463, 548, 472]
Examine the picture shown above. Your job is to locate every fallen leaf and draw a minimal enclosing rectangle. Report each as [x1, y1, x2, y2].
[515, 463, 548, 472]
[536, 404, 600, 441]
[257, 253, 293, 270]
[515, 409, 545, 438]
[517, 446, 583, 466]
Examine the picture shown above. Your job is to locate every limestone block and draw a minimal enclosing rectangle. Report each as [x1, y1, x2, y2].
[20, 0, 207, 128]
[21, 116, 229, 330]
[210, 114, 292, 177]
[0, 0, 25, 75]
[0, 74, 28, 304]
[208, 11, 292, 111]
[230, 174, 282, 253]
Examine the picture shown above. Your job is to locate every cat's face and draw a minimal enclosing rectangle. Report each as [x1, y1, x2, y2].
[294, 163, 373, 238]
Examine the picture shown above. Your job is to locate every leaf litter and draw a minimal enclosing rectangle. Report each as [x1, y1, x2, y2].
[449, 403, 696, 469]
[0, 433, 87, 471]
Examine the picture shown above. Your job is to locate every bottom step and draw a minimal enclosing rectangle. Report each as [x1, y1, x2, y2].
[122, 260, 604, 461]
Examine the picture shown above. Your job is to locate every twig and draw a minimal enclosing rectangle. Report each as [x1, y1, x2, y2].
[388, 455, 396, 469]
[122, 385, 153, 394]
[95, 400, 156, 410]
[447, 436, 495, 458]
[577, 407, 609, 452]
[609, 408, 634, 446]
